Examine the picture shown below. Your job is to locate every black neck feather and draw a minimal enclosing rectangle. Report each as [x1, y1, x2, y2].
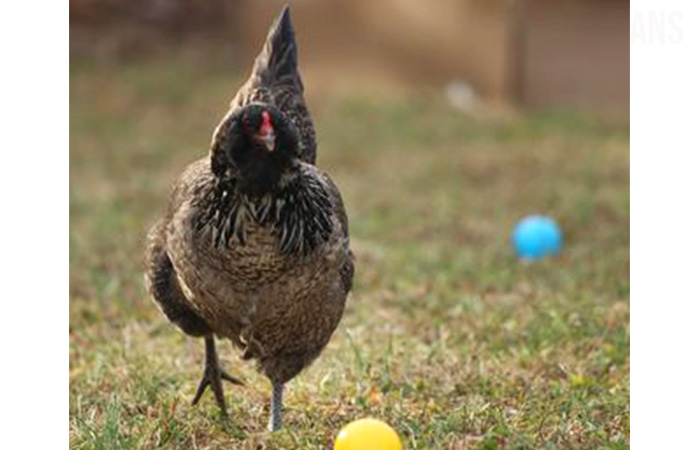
[195, 170, 333, 256]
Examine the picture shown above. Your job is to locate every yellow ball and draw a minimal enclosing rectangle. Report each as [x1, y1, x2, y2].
[334, 418, 402, 450]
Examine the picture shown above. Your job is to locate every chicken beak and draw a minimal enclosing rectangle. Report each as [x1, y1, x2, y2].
[263, 130, 276, 152]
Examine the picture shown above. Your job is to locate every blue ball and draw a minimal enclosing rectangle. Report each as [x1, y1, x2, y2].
[512, 216, 563, 261]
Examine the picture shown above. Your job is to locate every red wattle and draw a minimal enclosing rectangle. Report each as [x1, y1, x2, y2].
[260, 111, 273, 135]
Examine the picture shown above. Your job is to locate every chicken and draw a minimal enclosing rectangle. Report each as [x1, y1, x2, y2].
[145, 7, 353, 431]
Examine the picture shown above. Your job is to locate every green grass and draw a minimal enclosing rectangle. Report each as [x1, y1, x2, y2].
[70, 55, 629, 449]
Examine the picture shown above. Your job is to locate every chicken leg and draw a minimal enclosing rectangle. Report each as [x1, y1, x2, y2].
[191, 335, 244, 417]
[268, 382, 284, 431]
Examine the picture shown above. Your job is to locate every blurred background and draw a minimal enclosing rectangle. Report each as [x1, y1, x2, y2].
[70, 1, 629, 448]
[71, 0, 628, 113]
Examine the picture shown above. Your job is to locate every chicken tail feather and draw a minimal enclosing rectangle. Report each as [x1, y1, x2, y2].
[252, 6, 302, 92]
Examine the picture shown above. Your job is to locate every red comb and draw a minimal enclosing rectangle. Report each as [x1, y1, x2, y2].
[260, 111, 273, 135]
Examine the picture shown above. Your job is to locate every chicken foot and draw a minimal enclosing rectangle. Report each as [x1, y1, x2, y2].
[191, 335, 245, 417]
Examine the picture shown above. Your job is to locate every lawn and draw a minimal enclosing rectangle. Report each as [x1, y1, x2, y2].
[69, 53, 629, 449]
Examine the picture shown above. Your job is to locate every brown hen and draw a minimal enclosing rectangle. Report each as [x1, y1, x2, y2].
[145, 6, 353, 431]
